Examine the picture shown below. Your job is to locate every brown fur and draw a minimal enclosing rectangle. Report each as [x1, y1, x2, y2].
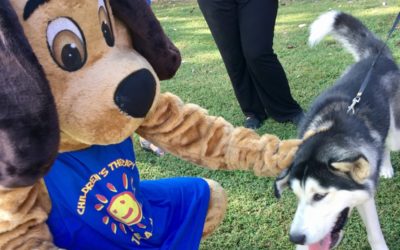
[0, 182, 55, 249]
[137, 93, 301, 176]
[201, 179, 227, 239]
[1, 0, 302, 248]
[10, 0, 160, 150]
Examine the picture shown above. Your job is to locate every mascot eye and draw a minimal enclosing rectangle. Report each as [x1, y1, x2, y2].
[47, 17, 87, 72]
[98, 0, 115, 47]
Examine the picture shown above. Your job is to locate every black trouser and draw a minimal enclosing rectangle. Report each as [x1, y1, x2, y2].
[198, 0, 302, 121]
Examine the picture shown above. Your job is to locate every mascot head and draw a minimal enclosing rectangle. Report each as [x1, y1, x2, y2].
[9, 0, 181, 151]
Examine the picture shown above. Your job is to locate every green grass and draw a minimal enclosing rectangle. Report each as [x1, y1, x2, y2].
[137, 0, 400, 249]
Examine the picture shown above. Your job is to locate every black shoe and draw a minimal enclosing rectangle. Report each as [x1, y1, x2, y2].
[244, 116, 261, 129]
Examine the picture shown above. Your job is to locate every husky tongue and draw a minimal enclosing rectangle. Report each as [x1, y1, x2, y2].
[308, 234, 331, 250]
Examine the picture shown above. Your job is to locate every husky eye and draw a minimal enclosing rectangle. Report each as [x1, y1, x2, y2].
[47, 17, 87, 72]
[313, 193, 327, 202]
[98, 0, 115, 47]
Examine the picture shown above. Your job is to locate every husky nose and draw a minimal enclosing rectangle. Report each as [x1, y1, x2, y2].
[114, 69, 156, 118]
[289, 233, 306, 245]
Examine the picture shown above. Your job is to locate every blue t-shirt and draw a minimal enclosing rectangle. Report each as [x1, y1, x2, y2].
[44, 138, 210, 250]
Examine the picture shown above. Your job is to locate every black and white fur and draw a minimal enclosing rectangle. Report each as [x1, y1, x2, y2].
[275, 11, 400, 250]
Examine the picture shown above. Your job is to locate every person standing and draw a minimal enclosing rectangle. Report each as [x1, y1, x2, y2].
[197, 0, 304, 129]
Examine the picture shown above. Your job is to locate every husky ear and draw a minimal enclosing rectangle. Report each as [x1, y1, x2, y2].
[331, 157, 370, 183]
[274, 168, 291, 199]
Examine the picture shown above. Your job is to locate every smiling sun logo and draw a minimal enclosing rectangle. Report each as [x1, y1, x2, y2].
[94, 173, 153, 244]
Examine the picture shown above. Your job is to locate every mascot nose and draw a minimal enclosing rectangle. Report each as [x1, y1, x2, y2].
[114, 69, 156, 118]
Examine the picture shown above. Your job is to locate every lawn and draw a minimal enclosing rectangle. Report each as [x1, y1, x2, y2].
[136, 0, 400, 249]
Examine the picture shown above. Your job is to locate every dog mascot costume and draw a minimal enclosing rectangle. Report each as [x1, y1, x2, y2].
[0, 0, 301, 249]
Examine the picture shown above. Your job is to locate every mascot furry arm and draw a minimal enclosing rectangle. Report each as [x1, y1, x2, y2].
[137, 93, 299, 176]
[0, 1, 59, 249]
[112, 0, 300, 176]
[0, 0, 301, 249]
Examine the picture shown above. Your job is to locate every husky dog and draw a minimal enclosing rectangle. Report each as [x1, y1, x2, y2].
[274, 11, 400, 250]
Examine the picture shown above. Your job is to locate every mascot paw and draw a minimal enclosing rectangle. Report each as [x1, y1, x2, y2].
[257, 139, 302, 177]
[276, 139, 302, 170]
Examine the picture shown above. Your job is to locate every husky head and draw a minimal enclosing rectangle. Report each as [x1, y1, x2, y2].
[274, 129, 376, 249]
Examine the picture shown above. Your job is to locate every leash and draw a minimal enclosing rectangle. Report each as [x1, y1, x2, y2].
[347, 12, 400, 114]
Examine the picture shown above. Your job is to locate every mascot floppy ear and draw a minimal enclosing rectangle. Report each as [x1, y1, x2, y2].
[0, 1, 59, 188]
[110, 0, 181, 80]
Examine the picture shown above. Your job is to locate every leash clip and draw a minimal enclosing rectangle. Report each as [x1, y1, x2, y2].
[345, 12, 399, 115]
[347, 94, 361, 115]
